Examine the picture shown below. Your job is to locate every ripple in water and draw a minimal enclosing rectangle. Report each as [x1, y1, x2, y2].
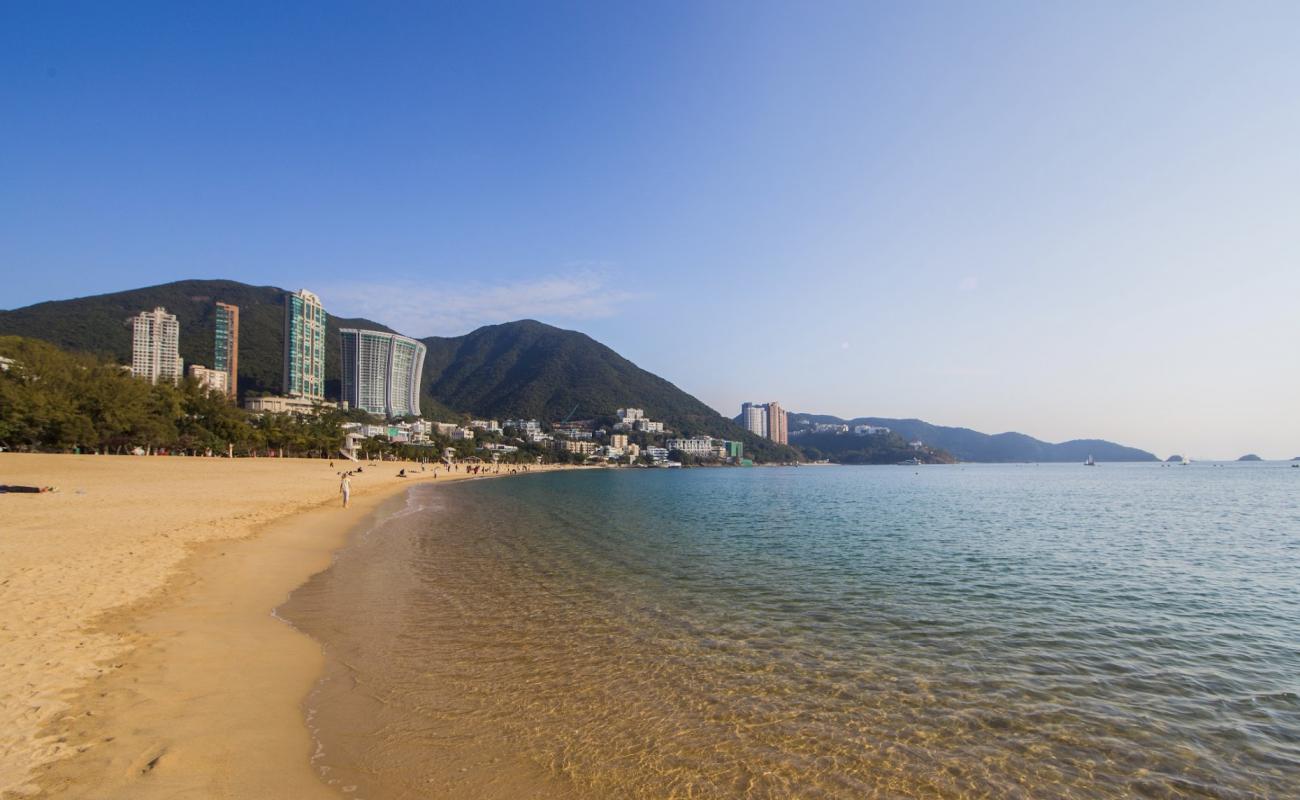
[281, 464, 1300, 798]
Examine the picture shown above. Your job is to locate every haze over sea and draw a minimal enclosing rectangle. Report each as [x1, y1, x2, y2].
[282, 464, 1299, 798]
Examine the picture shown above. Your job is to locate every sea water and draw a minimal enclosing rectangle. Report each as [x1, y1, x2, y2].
[280, 464, 1300, 798]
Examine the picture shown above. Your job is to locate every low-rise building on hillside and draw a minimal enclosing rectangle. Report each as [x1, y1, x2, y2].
[558, 439, 597, 456]
[188, 364, 229, 395]
[667, 437, 715, 458]
[244, 394, 331, 415]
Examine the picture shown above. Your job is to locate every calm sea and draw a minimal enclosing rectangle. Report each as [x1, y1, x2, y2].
[280, 464, 1300, 799]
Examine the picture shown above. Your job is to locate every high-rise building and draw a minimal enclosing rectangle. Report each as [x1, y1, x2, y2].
[339, 328, 426, 418]
[766, 401, 788, 445]
[283, 289, 326, 400]
[741, 402, 768, 437]
[131, 307, 182, 385]
[213, 302, 239, 400]
[740, 401, 787, 444]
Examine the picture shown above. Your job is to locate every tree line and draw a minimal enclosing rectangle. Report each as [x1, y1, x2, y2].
[0, 336, 342, 456]
[1, 336, 558, 463]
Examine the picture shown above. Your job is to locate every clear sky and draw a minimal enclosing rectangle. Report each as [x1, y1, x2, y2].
[3, 2, 1298, 459]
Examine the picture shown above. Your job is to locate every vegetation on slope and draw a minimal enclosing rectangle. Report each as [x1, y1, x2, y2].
[793, 431, 954, 465]
[0, 336, 340, 455]
[788, 413, 1157, 462]
[420, 320, 798, 462]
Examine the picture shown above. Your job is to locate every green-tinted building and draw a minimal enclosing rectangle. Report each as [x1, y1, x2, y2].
[283, 289, 326, 400]
[725, 440, 744, 460]
[213, 302, 239, 400]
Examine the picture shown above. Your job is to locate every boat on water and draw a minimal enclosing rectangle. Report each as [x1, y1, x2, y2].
[1084, 455, 1096, 466]
[897, 457, 923, 466]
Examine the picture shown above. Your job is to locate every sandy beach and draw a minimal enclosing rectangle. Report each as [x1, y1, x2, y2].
[0, 452, 566, 799]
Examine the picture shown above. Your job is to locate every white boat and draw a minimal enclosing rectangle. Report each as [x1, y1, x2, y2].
[1084, 455, 1096, 466]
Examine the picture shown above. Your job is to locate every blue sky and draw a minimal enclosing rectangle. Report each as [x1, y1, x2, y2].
[3, 2, 1298, 458]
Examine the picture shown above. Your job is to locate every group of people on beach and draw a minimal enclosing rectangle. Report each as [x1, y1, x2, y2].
[333, 459, 543, 508]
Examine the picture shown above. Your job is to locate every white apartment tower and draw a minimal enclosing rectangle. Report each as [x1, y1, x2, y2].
[741, 402, 768, 438]
[740, 401, 788, 444]
[131, 307, 183, 385]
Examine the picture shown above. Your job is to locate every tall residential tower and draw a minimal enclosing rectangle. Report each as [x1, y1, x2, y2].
[213, 302, 239, 400]
[283, 289, 326, 400]
[740, 401, 788, 444]
[130, 307, 183, 385]
[339, 329, 426, 418]
[741, 402, 768, 438]
[766, 401, 788, 445]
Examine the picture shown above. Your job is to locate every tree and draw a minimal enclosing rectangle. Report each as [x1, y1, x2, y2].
[0, 336, 351, 456]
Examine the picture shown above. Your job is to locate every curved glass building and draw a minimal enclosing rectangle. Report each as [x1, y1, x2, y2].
[339, 328, 426, 418]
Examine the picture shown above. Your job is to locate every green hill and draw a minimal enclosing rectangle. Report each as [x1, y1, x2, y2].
[788, 413, 1158, 463]
[788, 431, 954, 464]
[0, 280, 795, 461]
[424, 320, 720, 427]
[417, 320, 794, 460]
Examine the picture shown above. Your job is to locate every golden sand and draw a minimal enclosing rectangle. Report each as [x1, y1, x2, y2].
[0, 452, 567, 798]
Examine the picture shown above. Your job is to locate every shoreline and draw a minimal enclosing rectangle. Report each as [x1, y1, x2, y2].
[0, 453, 577, 799]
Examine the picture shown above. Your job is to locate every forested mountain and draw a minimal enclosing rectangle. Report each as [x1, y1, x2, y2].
[788, 413, 1158, 462]
[0, 280, 796, 460]
[0, 280, 391, 399]
[416, 320, 793, 459]
[422, 321, 726, 432]
[791, 431, 955, 465]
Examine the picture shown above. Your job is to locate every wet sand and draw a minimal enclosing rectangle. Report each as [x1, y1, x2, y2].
[0, 453, 567, 799]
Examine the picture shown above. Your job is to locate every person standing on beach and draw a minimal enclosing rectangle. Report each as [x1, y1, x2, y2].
[340, 474, 351, 508]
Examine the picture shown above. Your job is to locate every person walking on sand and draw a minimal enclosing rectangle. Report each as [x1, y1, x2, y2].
[340, 474, 352, 508]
